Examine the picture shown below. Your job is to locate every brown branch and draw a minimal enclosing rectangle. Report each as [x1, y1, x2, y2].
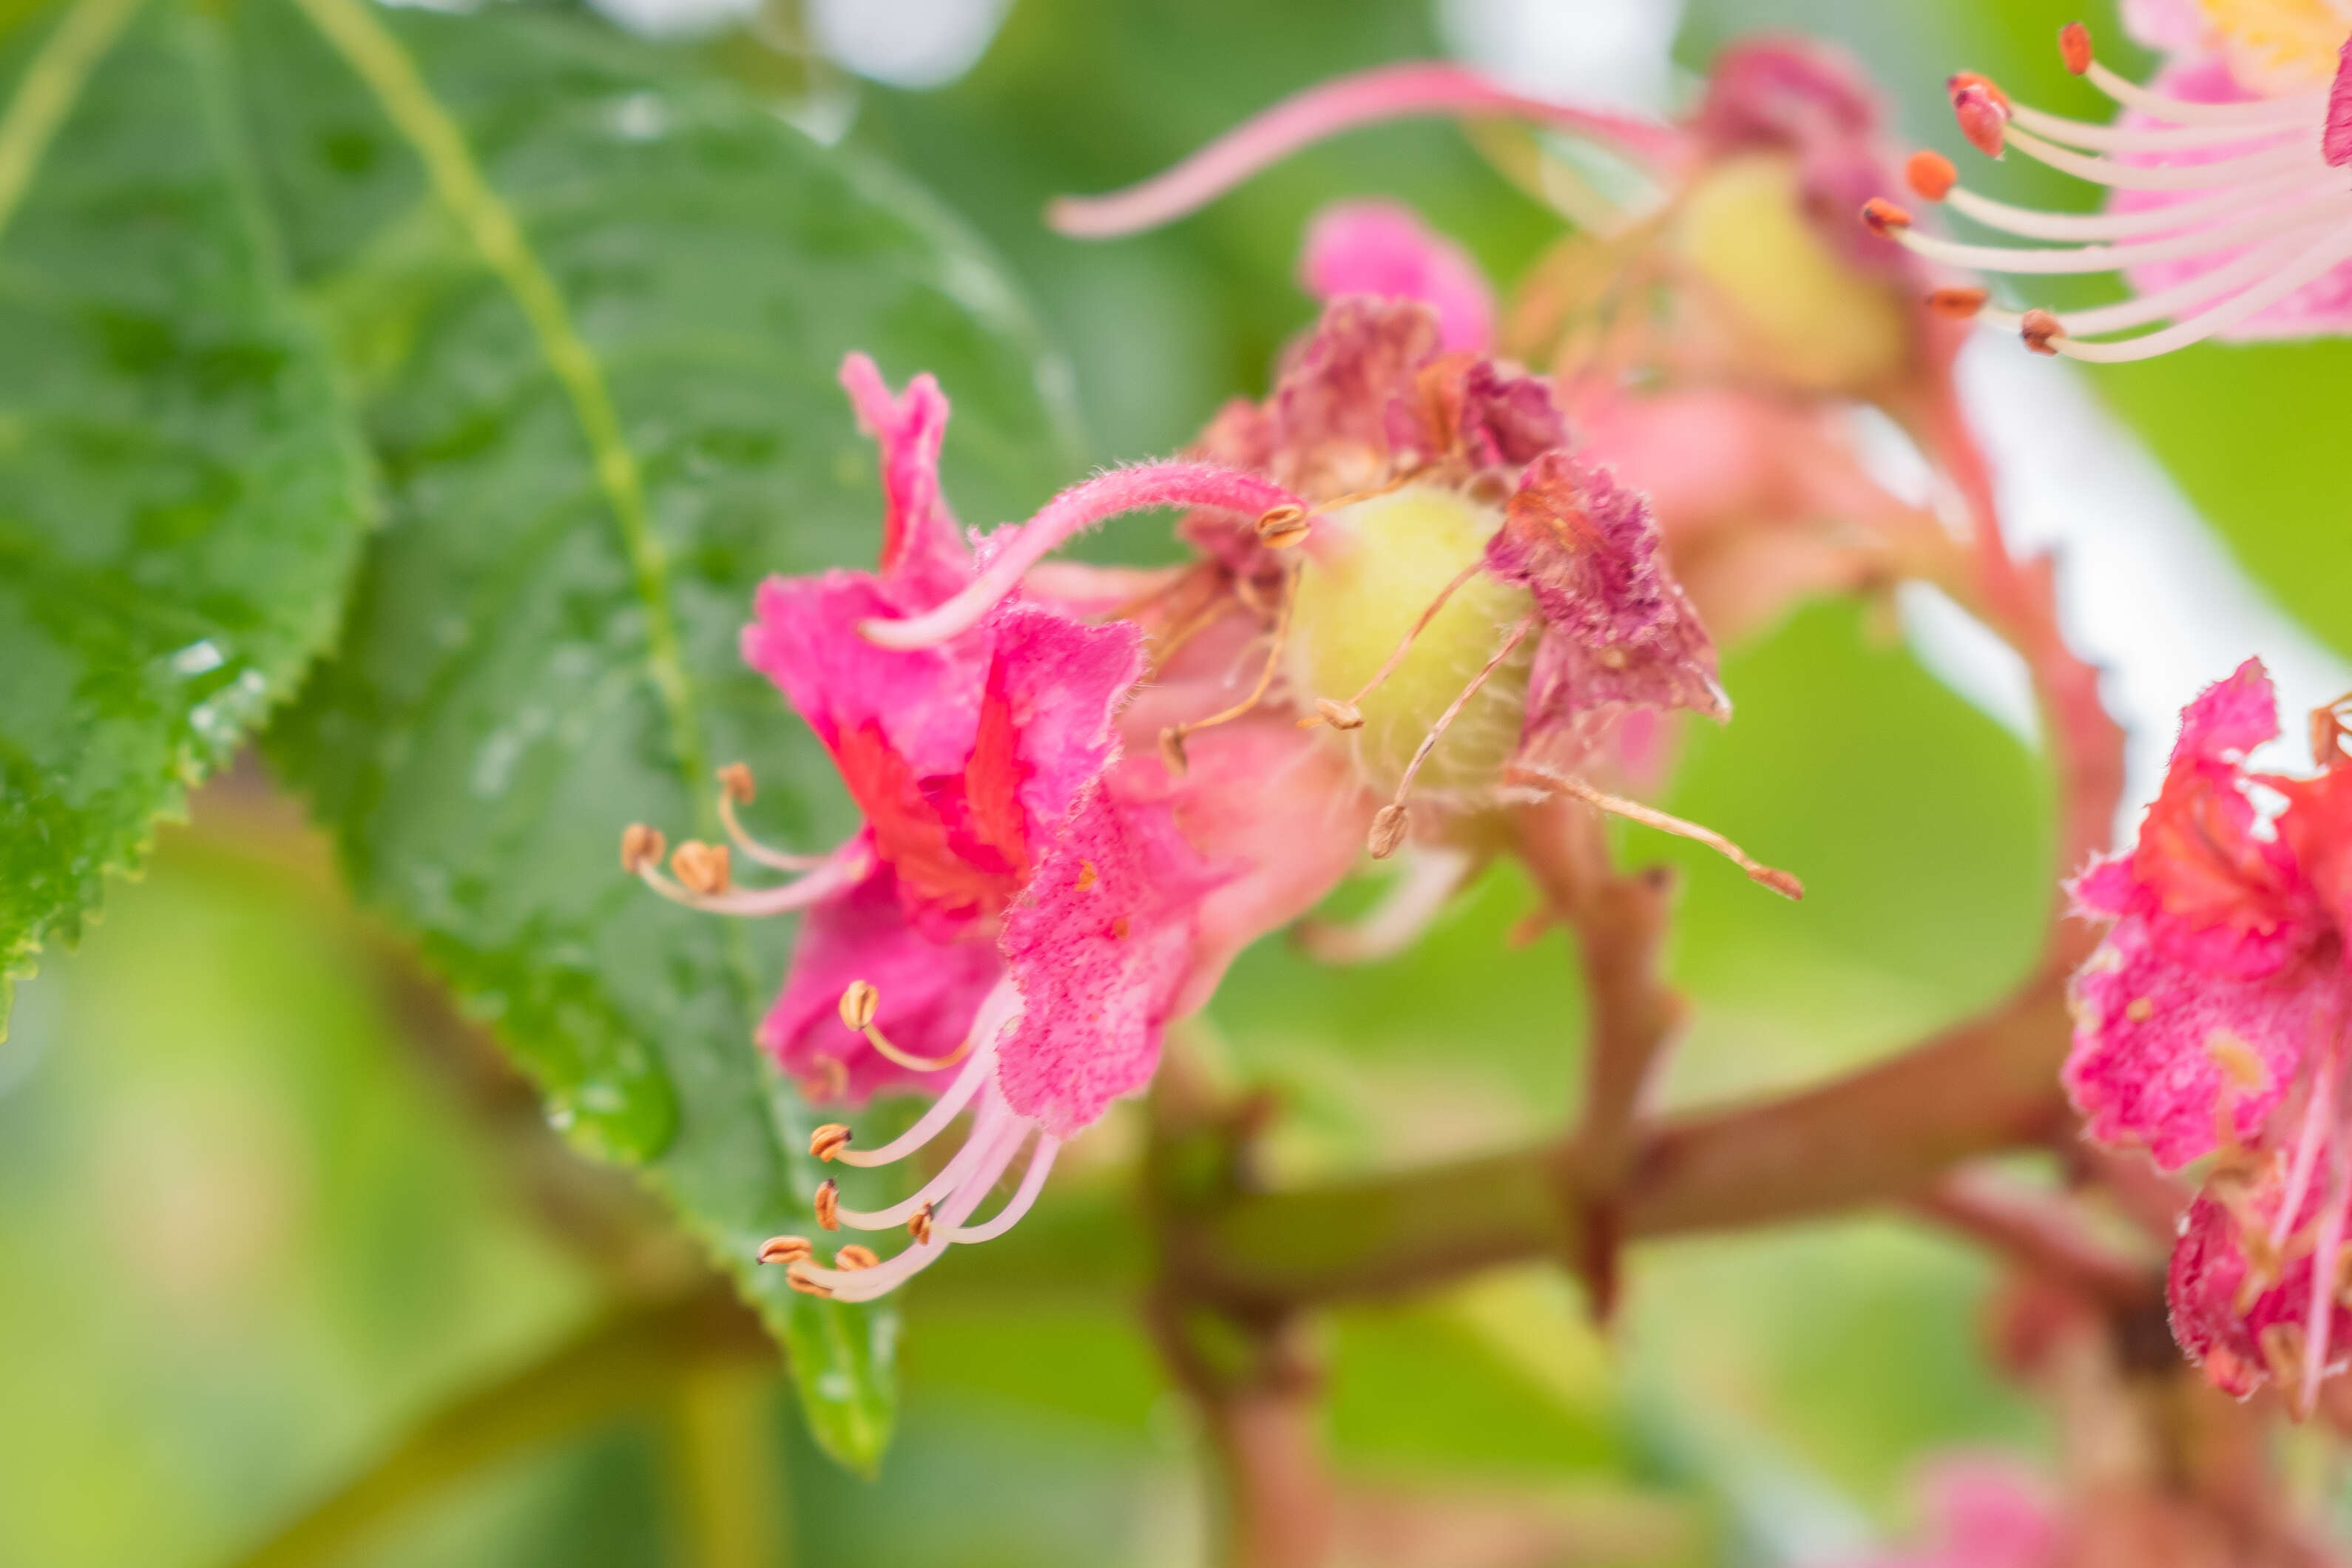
[1911, 1166, 2154, 1309]
[1146, 1045, 1336, 1568]
[1511, 796, 1686, 1317]
[1171, 967, 2073, 1314]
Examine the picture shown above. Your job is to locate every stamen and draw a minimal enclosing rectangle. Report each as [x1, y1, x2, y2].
[2311, 695, 2352, 766]
[785, 1262, 832, 1297]
[809, 1123, 853, 1161]
[831, 982, 1018, 1168]
[1907, 150, 1958, 201]
[1370, 615, 1537, 859]
[1302, 561, 1482, 731]
[2038, 230, 2312, 337]
[859, 464, 1305, 650]
[1927, 285, 1989, 319]
[634, 842, 871, 917]
[2273, 1043, 2339, 1253]
[1256, 504, 1311, 549]
[950, 1135, 1062, 1243]
[620, 823, 666, 875]
[835, 1244, 881, 1271]
[672, 842, 731, 897]
[814, 1179, 840, 1230]
[837, 979, 973, 1073]
[1044, 61, 1680, 239]
[1892, 195, 2351, 274]
[2049, 217, 2352, 361]
[2058, 21, 2090, 76]
[2008, 101, 2300, 155]
[834, 1096, 1013, 1229]
[757, 1234, 813, 1265]
[908, 1203, 933, 1244]
[2084, 60, 2326, 129]
[1509, 762, 1804, 898]
[1163, 563, 1300, 760]
[2001, 124, 2318, 192]
[1311, 697, 1365, 731]
[1942, 166, 2324, 242]
[1950, 75, 2010, 158]
[794, 1112, 1032, 1302]
[2021, 308, 2064, 354]
[716, 763, 828, 871]
[2302, 1150, 2351, 1414]
[1861, 197, 1913, 237]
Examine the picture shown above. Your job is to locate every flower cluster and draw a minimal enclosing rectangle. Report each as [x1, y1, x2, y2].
[1872, 1, 2352, 359]
[2067, 660, 2352, 1408]
[626, 247, 1797, 1297]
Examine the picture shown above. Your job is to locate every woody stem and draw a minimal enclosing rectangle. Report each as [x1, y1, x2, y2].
[1511, 795, 1688, 1317]
[1146, 1044, 1335, 1568]
[1165, 967, 2074, 1312]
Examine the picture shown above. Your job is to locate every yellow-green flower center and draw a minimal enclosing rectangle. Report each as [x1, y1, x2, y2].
[1286, 484, 1535, 798]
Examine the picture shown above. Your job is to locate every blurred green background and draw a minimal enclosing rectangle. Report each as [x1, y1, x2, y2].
[6, 0, 2348, 1562]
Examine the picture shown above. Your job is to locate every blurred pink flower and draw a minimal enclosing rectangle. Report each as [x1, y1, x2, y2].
[1300, 199, 1495, 352]
[2065, 659, 2352, 1407]
[1814, 1458, 2060, 1568]
[1885, 9, 2352, 359]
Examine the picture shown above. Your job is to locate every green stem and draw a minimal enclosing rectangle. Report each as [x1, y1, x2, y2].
[222, 1283, 772, 1568]
[0, 0, 144, 242]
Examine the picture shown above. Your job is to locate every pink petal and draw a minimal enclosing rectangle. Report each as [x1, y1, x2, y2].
[743, 571, 989, 783]
[2120, 0, 2214, 55]
[760, 865, 1005, 1105]
[995, 790, 1223, 1138]
[2172, 655, 2279, 766]
[2327, 40, 2352, 166]
[838, 353, 969, 600]
[2064, 913, 2326, 1168]
[1300, 199, 1495, 353]
[1107, 685, 1377, 1017]
[2169, 1153, 2352, 1396]
[1484, 452, 1727, 752]
[970, 601, 1146, 854]
[1047, 61, 1678, 240]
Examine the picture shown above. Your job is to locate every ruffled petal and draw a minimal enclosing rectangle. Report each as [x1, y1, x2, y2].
[2064, 912, 2334, 1167]
[994, 790, 1223, 1138]
[839, 352, 969, 599]
[1484, 452, 1727, 753]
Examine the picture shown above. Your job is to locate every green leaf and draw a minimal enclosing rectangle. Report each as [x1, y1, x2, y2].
[0, 0, 373, 1034]
[248, 0, 1073, 1470]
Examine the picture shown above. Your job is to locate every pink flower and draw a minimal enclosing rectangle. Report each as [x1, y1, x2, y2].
[627, 354, 1311, 1302]
[1882, 13, 2352, 359]
[1299, 200, 1495, 352]
[628, 297, 1792, 1297]
[1172, 294, 1794, 891]
[1812, 1457, 2060, 1568]
[2064, 659, 2352, 1407]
